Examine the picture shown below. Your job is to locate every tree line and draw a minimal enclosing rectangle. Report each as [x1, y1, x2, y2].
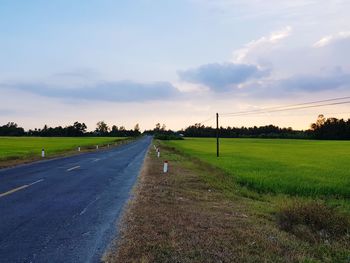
[178, 123, 308, 139]
[144, 116, 349, 140]
[177, 115, 350, 140]
[310, 115, 350, 140]
[0, 121, 141, 137]
[0, 115, 349, 139]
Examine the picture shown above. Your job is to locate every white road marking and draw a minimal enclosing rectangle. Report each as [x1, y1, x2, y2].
[0, 185, 29, 198]
[80, 196, 100, 215]
[28, 179, 44, 186]
[92, 158, 100, 163]
[67, 166, 80, 172]
[0, 179, 44, 198]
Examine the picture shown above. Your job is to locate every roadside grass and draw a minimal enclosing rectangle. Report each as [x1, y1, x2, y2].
[164, 138, 350, 199]
[277, 200, 350, 243]
[0, 137, 128, 168]
[104, 143, 350, 263]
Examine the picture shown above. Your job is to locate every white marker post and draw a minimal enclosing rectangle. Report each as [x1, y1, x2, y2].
[78, 147, 81, 152]
[157, 148, 160, 158]
[163, 161, 168, 173]
[108, 144, 110, 148]
[41, 148, 45, 158]
[96, 145, 99, 150]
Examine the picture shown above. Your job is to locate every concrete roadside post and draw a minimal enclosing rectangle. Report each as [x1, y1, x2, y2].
[163, 160, 168, 173]
[41, 148, 45, 158]
[157, 148, 160, 158]
[96, 145, 99, 150]
[78, 146, 81, 152]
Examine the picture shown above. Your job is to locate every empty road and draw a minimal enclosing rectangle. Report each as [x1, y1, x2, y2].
[0, 136, 151, 263]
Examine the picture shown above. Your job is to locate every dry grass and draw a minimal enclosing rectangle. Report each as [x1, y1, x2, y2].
[277, 200, 350, 243]
[103, 144, 350, 263]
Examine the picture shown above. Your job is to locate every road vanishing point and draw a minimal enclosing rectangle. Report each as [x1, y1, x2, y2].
[0, 136, 151, 263]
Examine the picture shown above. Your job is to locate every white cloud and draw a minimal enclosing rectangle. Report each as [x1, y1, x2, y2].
[233, 26, 292, 63]
[313, 31, 350, 48]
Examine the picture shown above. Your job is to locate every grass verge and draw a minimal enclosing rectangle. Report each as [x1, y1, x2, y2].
[103, 142, 350, 263]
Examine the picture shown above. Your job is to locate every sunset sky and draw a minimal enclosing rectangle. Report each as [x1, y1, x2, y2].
[1, 0, 349, 131]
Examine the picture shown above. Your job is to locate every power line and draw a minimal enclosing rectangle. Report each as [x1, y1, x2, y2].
[198, 116, 215, 125]
[226, 111, 350, 118]
[221, 100, 350, 118]
[194, 96, 350, 134]
[220, 96, 350, 117]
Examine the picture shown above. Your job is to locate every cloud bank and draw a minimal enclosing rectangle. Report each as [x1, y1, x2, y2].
[278, 73, 350, 93]
[177, 26, 350, 98]
[178, 63, 269, 92]
[244, 72, 350, 98]
[1, 81, 181, 103]
[313, 31, 350, 48]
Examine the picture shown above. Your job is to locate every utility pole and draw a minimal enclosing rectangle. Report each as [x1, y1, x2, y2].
[216, 113, 219, 157]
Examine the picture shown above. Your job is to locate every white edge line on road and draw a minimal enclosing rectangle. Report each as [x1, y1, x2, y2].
[0, 179, 44, 198]
[67, 166, 80, 172]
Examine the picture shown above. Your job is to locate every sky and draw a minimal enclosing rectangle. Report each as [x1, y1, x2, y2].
[0, 0, 349, 131]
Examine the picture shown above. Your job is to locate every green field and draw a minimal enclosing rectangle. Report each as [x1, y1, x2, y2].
[165, 138, 350, 198]
[0, 137, 126, 162]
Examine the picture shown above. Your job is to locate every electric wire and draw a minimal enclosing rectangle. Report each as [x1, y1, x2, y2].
[193, 96, 350, 126]
[220, 100, 350, 118]
[198, 116, 215, 125]
[220, 96, 350, 117]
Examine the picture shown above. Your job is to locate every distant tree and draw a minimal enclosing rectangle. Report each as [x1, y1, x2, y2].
[111, 125, 118, 132]
[73, 122, 87, 135]
[134, 123, 140, 132]
[108, 125, 119, 136]
[95, 121, 109, 135]
[155, 123, 161, 131]
[311, 114, 326, 130]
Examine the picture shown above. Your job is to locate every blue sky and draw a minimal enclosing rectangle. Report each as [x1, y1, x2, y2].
[0, 0, 349, 130]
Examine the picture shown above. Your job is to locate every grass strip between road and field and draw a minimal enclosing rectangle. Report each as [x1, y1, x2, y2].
[103, 141, 350, 263]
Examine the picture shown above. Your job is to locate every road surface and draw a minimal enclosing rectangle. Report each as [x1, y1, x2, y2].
[0, 136, 151, 263]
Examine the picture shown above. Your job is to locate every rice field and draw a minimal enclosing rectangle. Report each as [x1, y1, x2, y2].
[165, 138, 350, 198]
[0, 137, 126, 161]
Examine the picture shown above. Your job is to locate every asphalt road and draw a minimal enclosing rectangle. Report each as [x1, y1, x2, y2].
[0, 136, 151, 263]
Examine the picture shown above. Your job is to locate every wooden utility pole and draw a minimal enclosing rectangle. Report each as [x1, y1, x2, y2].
[216, 113, 219, 157]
